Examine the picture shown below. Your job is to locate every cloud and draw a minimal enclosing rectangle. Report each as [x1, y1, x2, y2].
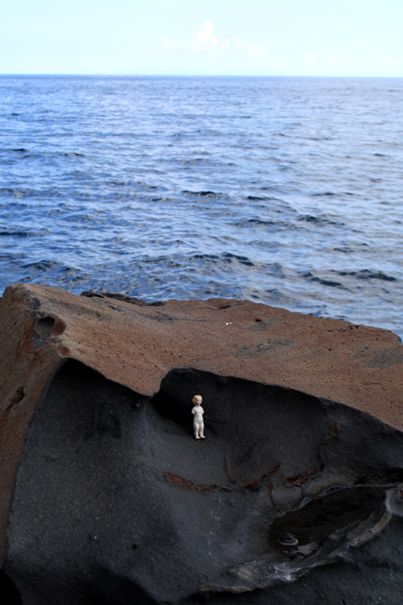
[190, 20, 220, 53]
[162, 20, 264, 60]
[375, 54, 401, 67]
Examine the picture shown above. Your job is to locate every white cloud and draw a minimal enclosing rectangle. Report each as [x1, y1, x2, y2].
[162, 20, 264, 60]
[190, 21, 220, 53]
[375, 54, 401, 67]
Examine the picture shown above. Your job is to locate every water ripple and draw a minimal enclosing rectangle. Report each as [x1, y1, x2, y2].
[0, 75, 402, 338]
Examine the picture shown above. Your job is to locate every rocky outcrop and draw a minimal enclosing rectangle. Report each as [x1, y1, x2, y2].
[0, 284, 402, 604]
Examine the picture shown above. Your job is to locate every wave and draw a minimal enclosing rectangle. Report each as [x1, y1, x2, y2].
[303, 271, 347, 289]
[335, 269, 397, 282]
[246, 195, 268, 201]
[311, 191, 336, 197]
[3, 148, 85, 159]
[297, 214, 344, 227]
[234, 218, 293, 230]
[23, 260, 61, 271]
[182, 190, 218, 197]
[303, 268, 398, 288]
[0, 230, 32, 237]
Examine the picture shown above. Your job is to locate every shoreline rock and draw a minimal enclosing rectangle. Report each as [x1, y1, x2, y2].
[0, 284, 402, 604]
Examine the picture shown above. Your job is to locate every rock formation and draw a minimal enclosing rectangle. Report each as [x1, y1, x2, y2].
[0, 284, 402, 604]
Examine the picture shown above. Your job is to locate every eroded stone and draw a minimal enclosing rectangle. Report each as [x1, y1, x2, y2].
[0, 284, 402, 604]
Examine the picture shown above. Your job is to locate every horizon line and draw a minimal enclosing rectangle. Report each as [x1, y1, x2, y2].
[1, 72, 403, 79]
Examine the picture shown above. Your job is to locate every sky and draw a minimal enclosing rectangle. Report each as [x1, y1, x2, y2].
[1, 0, 403, 77]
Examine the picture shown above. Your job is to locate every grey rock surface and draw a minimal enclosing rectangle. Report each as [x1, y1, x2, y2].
[5, 363, 403, 604]
[0, 284, 403, 604]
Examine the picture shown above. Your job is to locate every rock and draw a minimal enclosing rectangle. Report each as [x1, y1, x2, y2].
[0, 283, 402, 604]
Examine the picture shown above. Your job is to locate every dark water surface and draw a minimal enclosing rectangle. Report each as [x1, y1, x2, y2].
[0, 76, 402, 337]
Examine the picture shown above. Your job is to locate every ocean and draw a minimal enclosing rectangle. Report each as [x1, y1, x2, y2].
[0, 75, 402, 337]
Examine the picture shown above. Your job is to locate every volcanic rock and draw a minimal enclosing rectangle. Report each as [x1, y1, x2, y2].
[0, 283, 402, 604]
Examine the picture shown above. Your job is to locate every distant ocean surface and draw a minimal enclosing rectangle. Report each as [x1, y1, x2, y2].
[0, 76, 402, 337]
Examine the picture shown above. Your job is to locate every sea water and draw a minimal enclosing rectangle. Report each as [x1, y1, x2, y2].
[0, 76, 402, 337]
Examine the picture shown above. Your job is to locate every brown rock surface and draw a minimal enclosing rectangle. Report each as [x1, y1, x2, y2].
[0, 283, 402, 604]
[1, 282, 402, 424]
